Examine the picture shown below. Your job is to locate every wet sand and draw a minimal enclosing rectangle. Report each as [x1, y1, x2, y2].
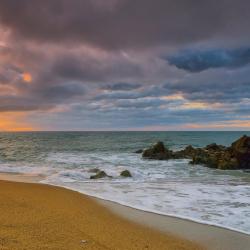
[97, 199, 250, 250]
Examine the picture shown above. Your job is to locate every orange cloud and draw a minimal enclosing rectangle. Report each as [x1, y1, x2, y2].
[160, 94, 223, 110]
[0, 112, 36, 131]
[185, 120, 250, 129]
[161, 93, 184, 101]
[181, 101, 223, 110]
[129, 120, 250, 131]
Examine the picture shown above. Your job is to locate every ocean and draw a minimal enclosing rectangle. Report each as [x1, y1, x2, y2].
[0, 131, 250, 234]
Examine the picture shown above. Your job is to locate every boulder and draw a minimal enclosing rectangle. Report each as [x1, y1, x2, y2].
[120, 170, 132, 177]
[90, 171, 111, 179]
[174, 145, 198, 158]
[184, 145, 196, 155]
[142, 141, 173, 160]
[217, 157, 239, 170]
[231, 135, 250, 169]
[205, 143, 226, 151]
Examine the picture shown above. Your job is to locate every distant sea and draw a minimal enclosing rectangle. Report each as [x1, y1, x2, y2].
[0, 131, 250, 234]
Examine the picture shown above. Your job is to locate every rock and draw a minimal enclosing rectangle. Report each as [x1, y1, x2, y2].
[217, 157, 239, 170]
[184, 145, 196, 154]
[174, 145, 198, 158]
[90, 171, 111, 179]
[141, 135, 250, 170]
[120, 170, 132, 177]
[231, 135, 250, 169]
[134, 149, 143, 154]
[142, 141, 173, 160]
[205, 143, 226, 151]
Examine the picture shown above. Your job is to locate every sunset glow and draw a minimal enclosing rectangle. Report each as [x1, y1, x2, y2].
[0, 113, 36, 132]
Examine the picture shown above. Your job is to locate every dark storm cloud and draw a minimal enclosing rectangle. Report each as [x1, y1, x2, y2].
[102, 83, 142, 91]
[50, 54, 145, 82]
[37, 83, 85, 101]
[0, 0, 250, 50]
[167, 48, 250, 72]
[96, 76, 250, 106]
[0, 82, 85, 112]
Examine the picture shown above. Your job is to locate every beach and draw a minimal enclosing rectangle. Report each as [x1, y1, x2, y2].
[0, 179, 203, 250]
[0, 132, 250, 250]
[0, 176, 249, 250]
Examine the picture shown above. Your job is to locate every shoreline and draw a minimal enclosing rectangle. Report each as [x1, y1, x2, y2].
[1, 173, 250, 249]
[96, 199, 250, 250]
[3, 172, 249, 236]
[0, 179, 203, 250]
[83, 192, 250, 236]
[0, 172, 250, 237]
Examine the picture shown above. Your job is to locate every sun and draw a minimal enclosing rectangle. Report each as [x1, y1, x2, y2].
[22, 72, 32, 83]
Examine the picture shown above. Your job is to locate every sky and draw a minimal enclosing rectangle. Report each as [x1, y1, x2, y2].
[0, 0, 250, 131]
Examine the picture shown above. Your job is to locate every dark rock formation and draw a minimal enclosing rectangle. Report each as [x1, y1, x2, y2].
[120, 170, 132, 177]
[134, 149, 143, 154]
[142, 141, 174, 160]
[230, 135, 250, 169]
[205, 143, 226, 151]
[173, 145, 197, 159]
[90, 171, 111, 179]
[189, 148, 238, 170]
[142, 136, 250, 170]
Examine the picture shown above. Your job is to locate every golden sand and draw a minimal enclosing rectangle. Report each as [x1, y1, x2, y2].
[0, 181, 203, 250]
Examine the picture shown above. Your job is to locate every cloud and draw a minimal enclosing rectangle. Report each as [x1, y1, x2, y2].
[0, 1, 250, 130]
[167, 48, 250, 72]
[0, 0, 250, 50]
[37, 83, 85, 101]
[102, 82, 142, 91]
[50, 53, 146, 83]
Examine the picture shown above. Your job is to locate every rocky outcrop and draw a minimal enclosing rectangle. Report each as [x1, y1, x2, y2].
[142, 142, 174, 160]
[120, 170, 132, 177]
[230, 135, 250, 169]
[189, 147, 239, 170]
[142, 136, 250, 170]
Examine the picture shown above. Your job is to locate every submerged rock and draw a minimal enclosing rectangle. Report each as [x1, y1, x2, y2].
[134, 149, 143, 154]
[90, 171, 111, 179]
[120, 170, 132, 177]
[142, 135, 250, 170]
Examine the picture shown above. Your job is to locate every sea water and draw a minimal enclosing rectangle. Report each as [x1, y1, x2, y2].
[0, 131, 250, 234]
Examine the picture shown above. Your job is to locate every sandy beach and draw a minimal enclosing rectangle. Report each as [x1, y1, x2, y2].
[0, 179, 203, 250]
[0, 173, 250, 250]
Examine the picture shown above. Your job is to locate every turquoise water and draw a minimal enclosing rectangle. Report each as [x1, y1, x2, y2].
[0, 131, 250, 234]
